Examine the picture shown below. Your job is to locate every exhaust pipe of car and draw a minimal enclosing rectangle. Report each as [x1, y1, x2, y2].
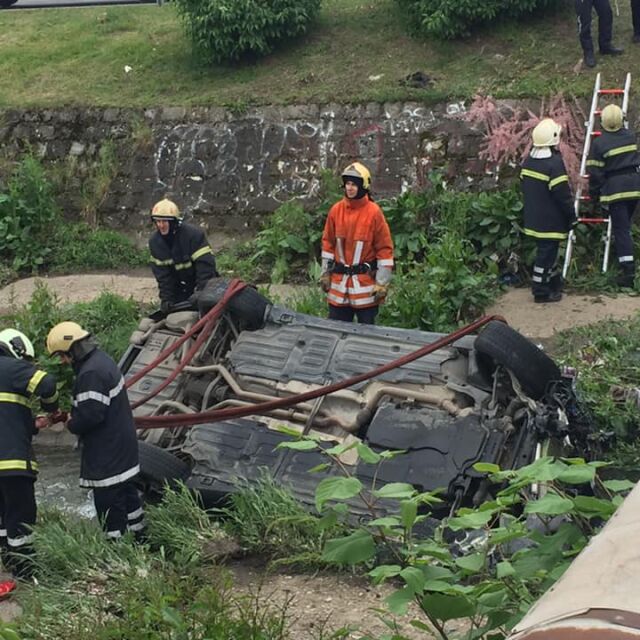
[133, 312, 507, 430]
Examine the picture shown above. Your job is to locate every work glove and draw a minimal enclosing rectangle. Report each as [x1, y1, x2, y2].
[319, 272, 331, 293]
[34, 415, 50, 430]
[49, 409, 70, 425]
[373, 283, 388, 304]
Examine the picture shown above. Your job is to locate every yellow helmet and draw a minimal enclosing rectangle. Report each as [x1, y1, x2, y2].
[601, 104, 624, 132]
[46, 322, 90, 355]
[341, 162, 371, 191]
[151, 198, 182, 220]
[0, 329, 35, 360]
[532, 118, 562, 147]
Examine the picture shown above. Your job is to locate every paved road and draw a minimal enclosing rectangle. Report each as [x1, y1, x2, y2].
[3, 0, 158, 9]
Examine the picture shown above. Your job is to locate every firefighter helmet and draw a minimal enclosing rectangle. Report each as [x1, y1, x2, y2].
[151, 198, 182, 221]
[532, 118, 562, 147]
[0, 329, 34, 360]
[601, 104, 624, 132]
[341, 162, 372, 191]
[46, 322, 90, 355]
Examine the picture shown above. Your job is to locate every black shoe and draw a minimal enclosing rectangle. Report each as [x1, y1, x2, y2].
[600, 45, 624, 55]
[616, 262, 635, 288]
[633, 34, 640, 44]
[534, 291, 562, 304]
[584, 51, 597, 67]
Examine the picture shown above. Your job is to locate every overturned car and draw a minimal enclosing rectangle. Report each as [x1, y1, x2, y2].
[120, 279, 598, 519]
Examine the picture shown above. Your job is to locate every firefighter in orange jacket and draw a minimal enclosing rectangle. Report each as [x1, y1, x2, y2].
[320, 163, 394, 324]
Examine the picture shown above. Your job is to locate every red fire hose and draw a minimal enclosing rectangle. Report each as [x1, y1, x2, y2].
[132, 307, 505, 430]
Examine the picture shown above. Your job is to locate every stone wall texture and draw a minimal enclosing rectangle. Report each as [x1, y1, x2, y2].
[0, 101, 500, 235]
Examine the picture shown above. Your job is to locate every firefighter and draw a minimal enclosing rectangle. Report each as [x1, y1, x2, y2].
[149, 198, 219, 315]
[587, 104, 640, 288]
[46, 322, 145, 541]
[521, 118, 576, 303]
[0, 328, 59, 578]
[575, 0, 623, 68]
[320, 163, 394, 324]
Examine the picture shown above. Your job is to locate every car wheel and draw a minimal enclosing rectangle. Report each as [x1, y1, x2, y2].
[136, 441, 191, 503]
[0, 0, 18, 7]
[475, 321, 560, 400]
[198, 277, 270, 330]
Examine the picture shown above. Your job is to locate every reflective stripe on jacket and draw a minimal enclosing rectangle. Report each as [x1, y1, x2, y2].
[0, 356, 58, 477]
[321, 196, 394, 309]
[68, 347, 139, 488]
[587, 128, 640, 204]
[149, 222, 218, 305]
[520, 151, 575, 240]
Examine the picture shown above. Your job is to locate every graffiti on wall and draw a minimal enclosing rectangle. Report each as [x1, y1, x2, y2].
[152, 103, 456, 215]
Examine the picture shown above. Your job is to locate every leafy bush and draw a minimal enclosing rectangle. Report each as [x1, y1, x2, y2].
[380, 234, 499, 332]
[48, 222, 148, 271]
[253, 200, 321, 283]
[0, 156, 148, 275]
[278, 436, 630, 640]
[173, 0, 322, 62]
[3, 284, 142, 406]
[379, 191, 432, 262]
[0, 156, 59, 272]
[397, 0, 558, 39]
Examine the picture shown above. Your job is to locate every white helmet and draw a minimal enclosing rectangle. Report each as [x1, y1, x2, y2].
[601, 104, 624, 132]
[0, 329, 35, 360]
[532, 118, 562, 148]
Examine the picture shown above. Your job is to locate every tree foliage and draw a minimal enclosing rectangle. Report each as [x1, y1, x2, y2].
[173, 0, 322, 63]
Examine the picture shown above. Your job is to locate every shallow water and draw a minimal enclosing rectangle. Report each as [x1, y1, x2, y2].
[33, 444, 96, 519]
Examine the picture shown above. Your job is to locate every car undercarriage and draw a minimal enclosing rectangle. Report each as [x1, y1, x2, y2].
[120, 279, 599, 519]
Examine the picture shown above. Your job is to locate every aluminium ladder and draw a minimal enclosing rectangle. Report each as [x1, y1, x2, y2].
[562, 72, 632, 279]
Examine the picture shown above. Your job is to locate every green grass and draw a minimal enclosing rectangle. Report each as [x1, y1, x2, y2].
[0, 0, 637, 107]
[15, 488, 289, 640]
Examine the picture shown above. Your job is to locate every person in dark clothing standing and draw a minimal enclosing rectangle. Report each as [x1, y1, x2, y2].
[521, 118, 576, 303]
[149, 198, 219, 315]
[575, 0, 623, 67]
[632, 0, 640, 42]
[587, 104, 640, 287]
[46, 322, 145, 541]
[0, 329, 59, 578]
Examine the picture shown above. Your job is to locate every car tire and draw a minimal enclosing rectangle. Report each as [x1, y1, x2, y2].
[137, 441, 191, 502]
[198, 277, 270, 330]
[474, 321, 560, 400]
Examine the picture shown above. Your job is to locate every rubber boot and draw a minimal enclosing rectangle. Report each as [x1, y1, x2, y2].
[617, 262, 635, 288]
[549, 273, 564, 293]
[584, 49, 597, 67]
[532, 267, 562, 303]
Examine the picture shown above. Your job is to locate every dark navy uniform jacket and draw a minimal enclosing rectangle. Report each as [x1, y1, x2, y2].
[0, 356, 58, 478]
[520, 151, 575, 240]
[68, 346, 139, 488]
[149, 222, 218, 306]
[587, 128, 640, 205]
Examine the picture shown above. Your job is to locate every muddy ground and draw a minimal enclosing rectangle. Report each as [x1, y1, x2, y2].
[1, 274, 640, 637]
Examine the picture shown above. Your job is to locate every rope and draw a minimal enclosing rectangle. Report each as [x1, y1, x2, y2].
[133, 313, 505, 430]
